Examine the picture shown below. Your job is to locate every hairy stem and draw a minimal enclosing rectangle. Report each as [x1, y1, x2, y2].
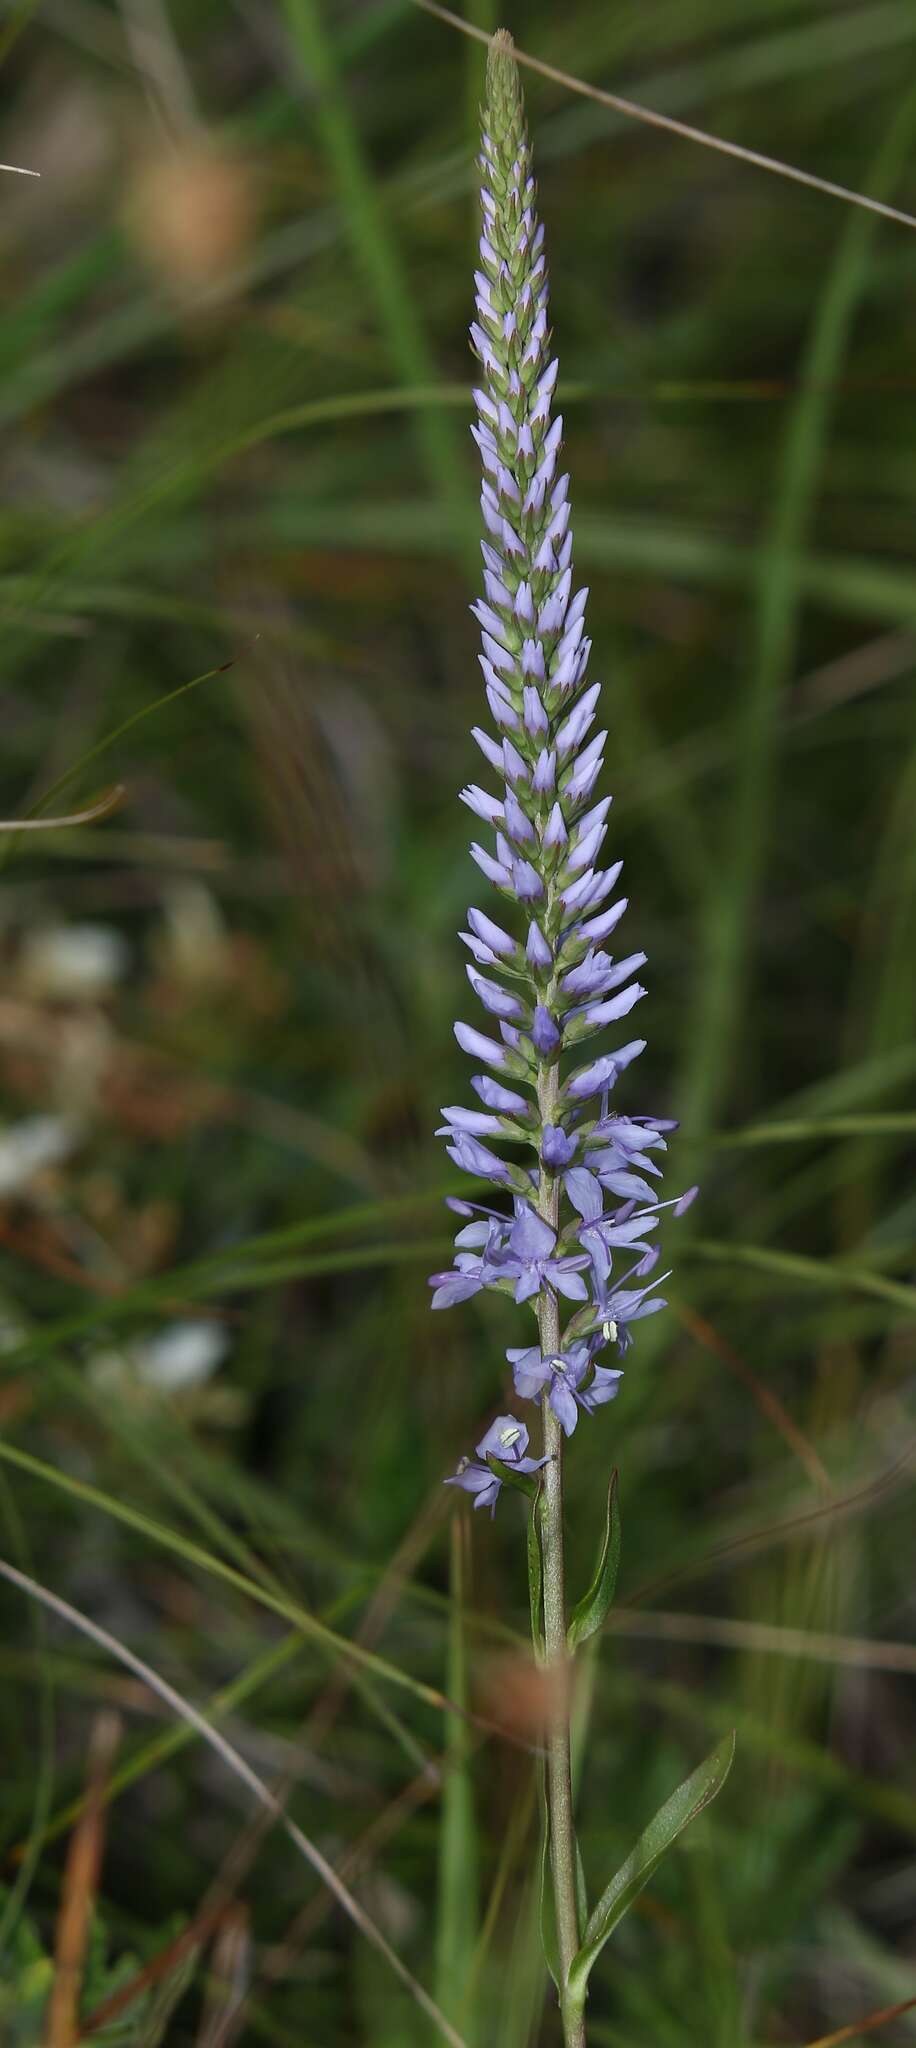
[536, 1064, 586, 2046]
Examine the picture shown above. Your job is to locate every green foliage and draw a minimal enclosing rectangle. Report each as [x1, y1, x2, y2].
[0, 1887, 195, 2043]
[566, 1734, 736, 2012]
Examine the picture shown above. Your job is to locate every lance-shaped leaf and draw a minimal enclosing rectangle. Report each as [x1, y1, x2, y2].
[484, 1450, 539, 1501]
[567, 1469, 620, 1652]
[566, 1732, 735, 2011]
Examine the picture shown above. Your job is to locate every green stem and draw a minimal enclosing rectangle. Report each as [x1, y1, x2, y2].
[536, 1066, 586, 2048]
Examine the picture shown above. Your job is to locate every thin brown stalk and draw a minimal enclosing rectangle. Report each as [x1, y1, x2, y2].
[626, 1431, 915, 1608]
[44, 1711, 120, 2048]
[414, 0, 916, 233]
[800, 1993, 916, 2047]
[676, 1301, 832, 1492]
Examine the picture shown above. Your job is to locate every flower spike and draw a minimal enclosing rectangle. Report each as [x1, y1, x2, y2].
[433, 33, 694, 1494]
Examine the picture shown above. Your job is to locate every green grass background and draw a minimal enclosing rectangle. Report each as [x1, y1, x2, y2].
[0, 0, 914, 2040]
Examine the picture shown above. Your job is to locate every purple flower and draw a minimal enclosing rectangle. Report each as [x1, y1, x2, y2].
[445, 1414, 549, 1515]
[541, 1123, 577, 1169]
[531, 1005, 560, 1055]
[590, 1272, 672, 1354]
[508, 1343, 623, 1436]
[444, 1131, 512, 1184]
[499, 1203, 588, 1304]
[565, 1043, 647, 1103]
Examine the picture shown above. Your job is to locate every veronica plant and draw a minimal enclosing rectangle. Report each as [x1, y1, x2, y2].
[431, 33, 734, 2045]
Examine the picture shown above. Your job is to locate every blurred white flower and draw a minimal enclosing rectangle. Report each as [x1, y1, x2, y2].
[157, 882, 230, 989]
[132, 1319, 229, 1392]
[0, 1115, 76, 1198]
[20, 923, 129, 1002]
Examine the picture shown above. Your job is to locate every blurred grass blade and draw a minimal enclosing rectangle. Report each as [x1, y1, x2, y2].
[85, 1921, 211, 2039]
[681, 81, 916, 1144]
[282, 0, 471, 561]
[675, 1303, 831, 1492]
[13, 1632, 302, 1864]
[0, 1470, 55, 1967]
[435, 1516, 479, 2041]
[689, 1238, 916, 1312]
[0, 0, 41, 70]
[0, 660, 232, 876]
[0, 1438, 500, 1735]
[137, 1950, 202, 2046]
[566, 1734, 736, 2009]
[0, 1231, 454, 1381]
[0, 1555, 470, 2048]
[713, 1115, 916, 1146]
[23, 661, 233, 820]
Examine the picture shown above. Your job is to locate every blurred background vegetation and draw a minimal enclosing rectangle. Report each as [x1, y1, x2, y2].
[0, 0, 914, 2041]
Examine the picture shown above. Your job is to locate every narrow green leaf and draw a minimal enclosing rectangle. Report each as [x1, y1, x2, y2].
[568, 1471, 621, 1652]
[527, 1479, 545, 1663]
[138, 1949, 200, 2045]
[484, 1451, 538, 1501]
[574, 1837, 588, 1939]
[690, 1238, 916, 1313]
[538, 1791, 561, 1992]
[566, 1733, 736, 2009]
[1, 658, 231, 840]
[538, 1770, 588, 1990]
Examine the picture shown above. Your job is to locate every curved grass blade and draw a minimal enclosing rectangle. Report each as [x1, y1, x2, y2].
[414, 0, 916, 232]
[0, 785, 124, 831]
[0, 1232, 453, 1379]
[0, 1437, 525, 1744]
[0, 660, 232, 875]
[10, 1632, 302, 1864]
[22, 661, 233, 821]
[0, 1556, 469, 2048]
